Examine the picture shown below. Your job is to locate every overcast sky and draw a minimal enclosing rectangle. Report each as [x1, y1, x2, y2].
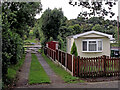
[35, 0, 118, 20]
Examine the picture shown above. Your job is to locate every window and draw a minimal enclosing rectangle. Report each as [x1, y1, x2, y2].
[83, 41, 87, 51]
[89, 41, 97, 51]
[82, 39, 102, 52]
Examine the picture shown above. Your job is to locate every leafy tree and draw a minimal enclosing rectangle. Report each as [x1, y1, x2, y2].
[41, 8, 64, 40]
[92, 24, 104, 32]
[71, 42, 78, 56]
[2, 2, 42, 88]
[57, 35, 66, 51]
[69, 0, 117, 19]
[2, 2, 42, 37]
[33, 18, 45, 46]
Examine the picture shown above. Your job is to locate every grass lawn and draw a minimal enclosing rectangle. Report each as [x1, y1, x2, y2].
[24, 37, 39, 44]
[28, 54, 50, 84]
[7, 54, 26, 83]
[41, 50, 84, 83]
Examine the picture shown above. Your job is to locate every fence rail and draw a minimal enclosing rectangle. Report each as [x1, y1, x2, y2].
[44, 47, 120, 77]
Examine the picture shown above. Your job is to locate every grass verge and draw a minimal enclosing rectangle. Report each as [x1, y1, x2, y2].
[41, 50, 84, 83]
[28, 54, 50, 84]
[24, 37, 39, 44]
[7, 54, 26, 85]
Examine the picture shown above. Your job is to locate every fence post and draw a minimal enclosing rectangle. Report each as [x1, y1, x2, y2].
[61, 51, 62, 64]
[72, 55, 74, 76]
[65, 53, 67, 70]
[53, 50, 54, 60]
[119, 57, 120, 73]
[58, 49, 59, 62]
[54, 50, 56, 61]
[103, 55, 106, 76]
[78, 56, 80, 76]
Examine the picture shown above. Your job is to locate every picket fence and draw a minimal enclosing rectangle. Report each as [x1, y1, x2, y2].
[44, 47, 120, 77]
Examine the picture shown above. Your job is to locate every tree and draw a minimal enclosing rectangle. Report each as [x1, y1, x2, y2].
[41, 8, 64, 41]
[69, 0, 117, 19]
[2, 2, 42, 38]
[92, 24, 104, 32]
[2, 2, 42, 88]
[71, 42, 78, 56]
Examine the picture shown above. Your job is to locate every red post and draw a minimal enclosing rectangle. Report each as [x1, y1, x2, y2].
[89, 57, 90, 77]
[81, 57, 83, 77]
[76, 56, 78, 76]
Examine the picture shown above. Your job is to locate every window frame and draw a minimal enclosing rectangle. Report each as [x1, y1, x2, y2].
[82, 39, 103, 52]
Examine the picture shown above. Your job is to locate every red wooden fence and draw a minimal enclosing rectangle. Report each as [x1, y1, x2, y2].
[44, 47, 120, 77]
[73, 56, 120, 77]
[67, 53, 72, 72]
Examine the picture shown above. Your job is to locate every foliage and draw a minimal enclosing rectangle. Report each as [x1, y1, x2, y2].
[69, 1, 117, 19]
[2, 2, 42, 37]
[32, 18, 45, 46]
[71, 42, 78, 56]
[57, 35, 66, 51]
[92, 24, 104, 32]
[6, 54, 25, 89]
[24, 36, 39, 44]
[29, 54, 50, 84]
[33, 6, 119, 51]
[42, 51, 84, 83]
[2, 2, 42, 88]
[40, 8, 64, 41]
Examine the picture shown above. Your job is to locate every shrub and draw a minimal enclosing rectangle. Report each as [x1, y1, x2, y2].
[70, 42, 78, 56]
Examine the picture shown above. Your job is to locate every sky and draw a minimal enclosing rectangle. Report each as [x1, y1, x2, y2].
[35, 0, 118, 20]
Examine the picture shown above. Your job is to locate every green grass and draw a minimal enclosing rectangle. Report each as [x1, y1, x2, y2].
[28, 54, 50, 84]
[111, 43, 119, 47]
[7, 54, 26, 82]
[38, 49, 42, 53]
[23, 45, 33, 47]
[41, 51, 84, 83]
[24, 37, 39, 44]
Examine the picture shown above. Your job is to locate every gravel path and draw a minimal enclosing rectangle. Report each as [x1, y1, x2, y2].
[36, 53, 64, 84]
[15, 53, 31, 88]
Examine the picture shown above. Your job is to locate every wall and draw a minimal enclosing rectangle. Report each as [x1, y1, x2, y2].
[67, 37, 74, 54]
[74, 36, 110, 57]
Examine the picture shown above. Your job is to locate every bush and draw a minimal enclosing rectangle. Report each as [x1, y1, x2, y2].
[70, 42, 78, 56]
[2, 30, 23, 88]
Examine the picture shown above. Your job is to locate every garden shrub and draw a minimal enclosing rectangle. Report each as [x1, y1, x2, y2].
[70, 41, 78, 56]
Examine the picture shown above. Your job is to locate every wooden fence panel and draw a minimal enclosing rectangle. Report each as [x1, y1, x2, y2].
[54, 51, 56, 61]
[56, 50, 58, 61]
[78, 57, 105, 77]
[45, 47, 120, 77]
[59, 51, 61, 63]
[67, 54, 72, 72]
[73, 56, 76, 76]
[105, 57, 120, 76]
[61, 52, 65, 66]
